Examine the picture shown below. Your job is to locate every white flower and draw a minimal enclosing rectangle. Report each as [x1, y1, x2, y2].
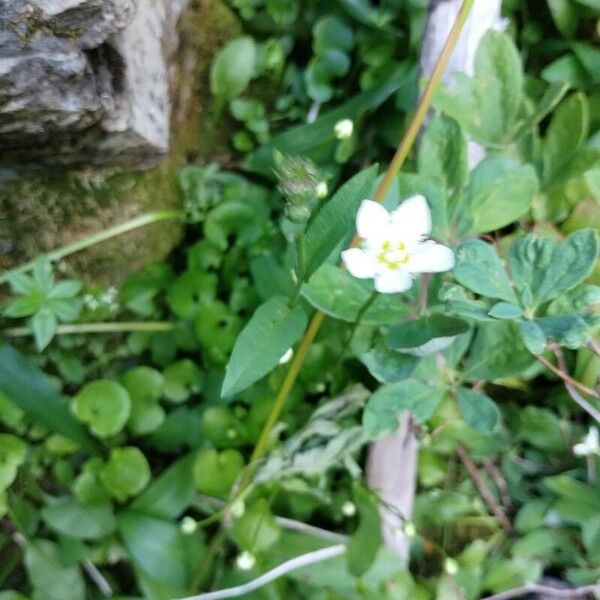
[342, 196, 455, 294]
[235, 551, 256, 571]
[180, 516, 197, 534]
[573, 426, 600, 457]
[334, 119, 354, 140]
[444, 558, 458, 575]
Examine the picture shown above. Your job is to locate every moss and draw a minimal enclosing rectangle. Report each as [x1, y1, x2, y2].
[0, 0, 240, 286]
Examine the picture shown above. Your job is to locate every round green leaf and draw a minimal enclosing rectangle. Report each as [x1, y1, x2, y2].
[457, 387, 500, 432]
[163, 360, 204, 403]
[122, 367, 164, 404]
[210, 36, 256, 102]
[72, 380, 131, 438]
[100, 447, 151, 502]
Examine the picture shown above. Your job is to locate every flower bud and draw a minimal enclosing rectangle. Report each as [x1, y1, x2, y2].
[334, 119, 354, 140]
[341, 501, 356, 517]
[444, 558, 458, 575]
[315, 181, 328, 199]
[235, 551, 256, 571]
[180, 516, 197, 534]
[230, 499, 246, 519]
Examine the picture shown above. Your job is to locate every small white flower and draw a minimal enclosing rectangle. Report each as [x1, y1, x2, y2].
[278, 348, 294, 364]
[235, 551, 256, 571]
[334, 119, 354, 140]
[230, 499, 246, 519]
[341, 501, 356, 517]
[315, 181, 328, 198]
[403, 521, 416, 537]
[573, 426, 600, 457]
[342, 196, 455, 294]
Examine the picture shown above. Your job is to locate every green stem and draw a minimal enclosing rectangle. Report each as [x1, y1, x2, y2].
[0, 210, 184, 285]
[2, 321, 175, 337]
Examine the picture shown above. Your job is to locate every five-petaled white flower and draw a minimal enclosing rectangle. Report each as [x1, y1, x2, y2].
[342, 195, 454, 293]
[573, 426, 600, 457]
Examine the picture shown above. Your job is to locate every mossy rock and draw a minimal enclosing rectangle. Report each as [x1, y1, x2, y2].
[0, 0, 240, 286]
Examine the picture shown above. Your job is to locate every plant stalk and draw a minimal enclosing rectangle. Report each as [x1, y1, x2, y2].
[0, 210, 184, 285]
[2, 321, 176, 337]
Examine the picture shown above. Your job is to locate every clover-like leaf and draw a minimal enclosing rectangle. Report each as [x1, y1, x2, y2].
[72, 380, 131, 438]
[457, 387, 500, 432]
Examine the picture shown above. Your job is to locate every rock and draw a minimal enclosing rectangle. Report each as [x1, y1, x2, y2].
[0, 0, 186, 170]
[0, 0, 241, 285]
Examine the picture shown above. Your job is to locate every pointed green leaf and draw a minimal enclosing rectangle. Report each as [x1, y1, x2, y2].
[297, 165, 378, 280]
[222, 296, 308, 398]
[346, 486, 381, 577]
[518, 320, 547, 354]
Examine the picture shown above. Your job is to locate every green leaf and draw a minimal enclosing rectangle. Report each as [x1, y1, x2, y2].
[346, 486, 381, 577]
[535, 314, 596, 349]
[313, 15, 354, 54]
[463, 157, 538, 234]
[0, 434, 27, 489]
[210, 36, 256, 102]
[118, 510, 200, 592]
[72, 380, 131, 438]
[488, 302, 523, 319]
[24, 539, 85, 600]
[3, 295, 42, 318]
[387, 314, 469, 356]
[166, 270, 218, 319]
[31, 309, 57, 352]
[302, 264, 409, 324]
[0, 345, 98, 452]
[6, 271, 38, 295]
[418, 115, 467, 194]
[100, 447, 151, 502]
[360, 344, 419, 383]
[233, 498, 281, 553]
[297, 165, 378, 280]
[132, 454, 196, 520]
[456, 387, 500, 432]
[222, 296, 308, 398]
[128, 398, 165, 435]
[48, 280, 81, 299]
[519, 320, 547, 354]
[41, 497, 116, 540]
[543, 92, 589, 181]
[464, 322, 534, 381]
[547, 0, 579, 38]
[32, 256, 54, 293]
[193, 448, 245, 498]
[363, 379, 444, 437]
[163, 360, 204, 403]
[536, 229, 599, 304]
[473, 31, 523, 141]
[454, 239, 517, 303]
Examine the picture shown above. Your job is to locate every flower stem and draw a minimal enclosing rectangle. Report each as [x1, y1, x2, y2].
[0, 210, 184, 285]
[2, 321, 176, 337]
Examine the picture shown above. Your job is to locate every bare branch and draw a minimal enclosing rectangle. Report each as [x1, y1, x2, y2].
[177, 544, 346, 600]
[481, 581, 600, 600]
[482, 459, 513, 513]
[456, 446, 513, 533]
[536, 354, 600, 400]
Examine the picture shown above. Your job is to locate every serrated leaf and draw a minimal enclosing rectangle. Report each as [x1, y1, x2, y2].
[222, 296, 308, 398]
[454, 239, 517, 303]
[297, 165, 378, 280]
[302, 264, 409, 324]
[457, 387, 500, 432]
[363, 379, 444, 437]
[387, 314, 469, 356]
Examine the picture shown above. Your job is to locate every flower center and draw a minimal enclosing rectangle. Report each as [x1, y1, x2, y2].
[377, 240, 410, 270]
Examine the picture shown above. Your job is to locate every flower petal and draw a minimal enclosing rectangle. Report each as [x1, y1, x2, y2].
[356, 200, 390, 241]
[391, 195, 432, 239]
[342, 248, 377, 278]
[374, 270, 413, 294]
[407, 241, 455, 273]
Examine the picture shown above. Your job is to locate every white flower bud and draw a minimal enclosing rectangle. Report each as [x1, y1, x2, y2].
[235, 551, 256, 571]
[315, 181, 328, 199]
[230, 499, 246, 519]
[444, 558, 458, 575]
[180, 516, 197, 534]
[334, 119, 354, 140]
[404, 521, 416, 537]
[341, 501, 356, 517]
